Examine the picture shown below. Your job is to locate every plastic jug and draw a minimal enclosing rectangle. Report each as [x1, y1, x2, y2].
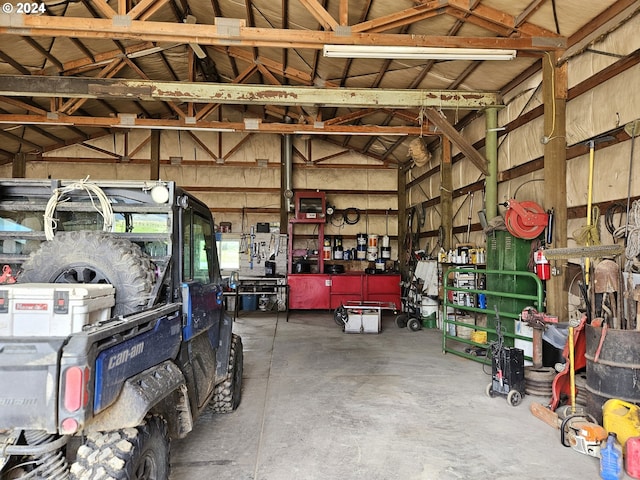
[600, 433, 623, 480]
[603, 399, 640, 452]
[627, 436, 640, 479]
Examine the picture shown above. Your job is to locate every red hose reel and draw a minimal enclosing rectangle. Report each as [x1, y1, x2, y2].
[503, 199, 548, 240]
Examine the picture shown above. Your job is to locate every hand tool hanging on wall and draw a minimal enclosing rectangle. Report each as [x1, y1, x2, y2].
[544, 244, 625, 323]
[249, 226, 255, 270]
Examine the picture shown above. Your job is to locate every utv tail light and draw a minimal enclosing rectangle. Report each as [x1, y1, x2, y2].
[60, 418, 79, 434]
[64, 366, 90, 412]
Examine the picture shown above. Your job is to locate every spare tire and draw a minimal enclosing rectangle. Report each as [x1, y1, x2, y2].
[19, 231, 155, 316]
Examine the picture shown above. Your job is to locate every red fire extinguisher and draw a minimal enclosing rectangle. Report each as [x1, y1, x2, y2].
[534, 248, 551, 281]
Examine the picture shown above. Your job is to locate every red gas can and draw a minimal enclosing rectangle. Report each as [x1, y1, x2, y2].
[627, 436, 640, 479]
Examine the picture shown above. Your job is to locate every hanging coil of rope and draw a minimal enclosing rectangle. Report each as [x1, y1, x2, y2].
[625, 200, 640, 270]
[44, 177, 114, 241]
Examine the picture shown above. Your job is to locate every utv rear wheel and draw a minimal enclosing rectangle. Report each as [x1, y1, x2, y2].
[211, 334, 243, 413]
[19, 231, 155, 316]
[70, 416, 169, 480]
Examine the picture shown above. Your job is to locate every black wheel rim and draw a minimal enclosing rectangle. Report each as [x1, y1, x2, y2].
[53, 265, 110, 284]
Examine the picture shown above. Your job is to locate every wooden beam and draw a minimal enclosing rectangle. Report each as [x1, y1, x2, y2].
[351, 2, 442, 34]
[0, 113, 430, 136]
[88, 0, 117, 19]
[299, 0, 338, 31]
[515, 0, 546, 27]
[447, 0, 563, 38]
[564, 0, 639, 60]
[128, 0, 168, 21]
[424, 108, 489, 175]
[0, 15, 567, 51]
[0, 49, 31, 75]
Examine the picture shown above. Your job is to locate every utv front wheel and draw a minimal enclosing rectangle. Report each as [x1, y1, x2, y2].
[70, 416, 170, 480]
[211, 334, 244, 413]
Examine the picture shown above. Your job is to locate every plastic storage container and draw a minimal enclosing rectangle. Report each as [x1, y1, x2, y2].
[0, 283, 115, 337]
[242, 294, 257, 310]
[627, 436, 640, 479]
[600, 433, 624, 480]
[603, 399, 640, 452]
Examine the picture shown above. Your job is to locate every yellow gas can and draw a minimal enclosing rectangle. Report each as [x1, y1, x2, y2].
[603, 399, 640, 452]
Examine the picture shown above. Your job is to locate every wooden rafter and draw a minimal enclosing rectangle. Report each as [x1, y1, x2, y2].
[299, 0, 338, 31]
[0, 16, 567, 51]
[0, 113, 429, 136]
[351, 2, 443, 34]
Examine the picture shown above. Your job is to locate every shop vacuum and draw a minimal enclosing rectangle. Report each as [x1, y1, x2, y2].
[485, 306, 526, 406]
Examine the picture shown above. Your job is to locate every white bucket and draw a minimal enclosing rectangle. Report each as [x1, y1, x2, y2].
[421, 297, 438, 319]
[456, 315, 475, 339]
[366, 248, 377, 261]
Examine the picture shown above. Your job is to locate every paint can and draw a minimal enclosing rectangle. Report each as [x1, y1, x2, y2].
[381, 246, 391, 259]
[333, 246, 343, 260]
[356, 245, 367, 260]
[375, 258, 385, 271]
[356, 233, 367, 246]
[322, 246, 332, 260]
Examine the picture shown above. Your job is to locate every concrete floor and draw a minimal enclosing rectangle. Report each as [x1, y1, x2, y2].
[170, 311, 612, 480]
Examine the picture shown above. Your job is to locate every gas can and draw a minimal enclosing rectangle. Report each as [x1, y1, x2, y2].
[600, 433, 623, 480]
[603, 399, 640, 452]
[626, 436, 640, 479]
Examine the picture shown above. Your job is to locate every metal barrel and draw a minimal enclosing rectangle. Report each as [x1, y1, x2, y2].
[584, 324, 640, 424]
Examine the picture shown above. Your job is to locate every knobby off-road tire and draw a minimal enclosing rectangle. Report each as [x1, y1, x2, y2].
[19, 231, 155, 316]
[70, 416, 169, 480]
[211, 334, 244, 413]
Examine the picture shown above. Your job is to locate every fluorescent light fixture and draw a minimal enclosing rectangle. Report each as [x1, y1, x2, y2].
[322, 45, 517, 61]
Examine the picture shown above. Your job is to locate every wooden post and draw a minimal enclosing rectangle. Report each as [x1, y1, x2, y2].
[441, 138, 453, 250]
[12, 153, 26, 178]
[150, 130, 160, 180]
[543, 52, 568, 317]
[398, 162, 407, 276]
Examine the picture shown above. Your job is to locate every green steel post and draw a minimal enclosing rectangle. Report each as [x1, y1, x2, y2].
[485, 108, 499, 219]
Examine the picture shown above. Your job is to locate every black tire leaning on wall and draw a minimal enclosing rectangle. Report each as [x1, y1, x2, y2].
[18, 231, 155, 316]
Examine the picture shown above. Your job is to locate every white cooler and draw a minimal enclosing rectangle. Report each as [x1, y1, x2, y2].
[0, 283, 115, 337]
[344, 308, 381, 334]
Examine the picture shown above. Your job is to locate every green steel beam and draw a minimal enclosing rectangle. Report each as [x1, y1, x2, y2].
[0, 75, 502, 110]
